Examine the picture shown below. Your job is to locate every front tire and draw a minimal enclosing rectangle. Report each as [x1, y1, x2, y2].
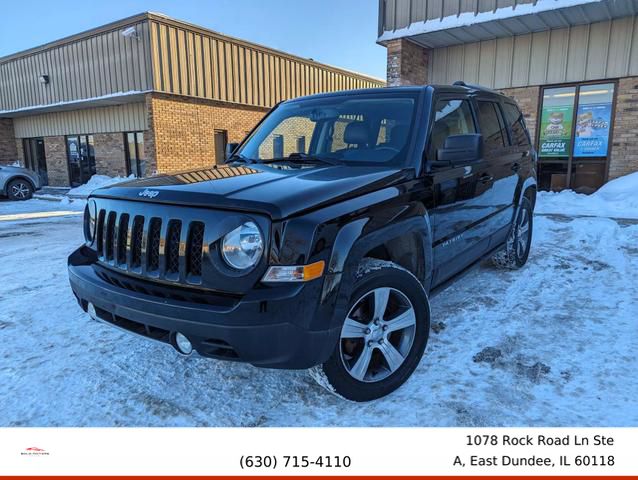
[7, 178, 34, 201]
[311, 259, 430, 401]
[492, 195, 533, 269]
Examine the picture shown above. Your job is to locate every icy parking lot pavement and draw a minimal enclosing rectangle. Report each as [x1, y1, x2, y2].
[0, 191, 637, 426]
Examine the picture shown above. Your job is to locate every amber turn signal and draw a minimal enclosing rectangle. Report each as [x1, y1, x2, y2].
[262, 260, 326, 283]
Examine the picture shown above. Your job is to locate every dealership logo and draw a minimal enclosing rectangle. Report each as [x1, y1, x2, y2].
[138, 189, 160, 198]
[21, 447, 49, 456]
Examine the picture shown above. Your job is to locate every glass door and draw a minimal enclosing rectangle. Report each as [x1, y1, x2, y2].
[538, 82, 616, 193]
[538, 86, 576, 191]
[66, 135, 96, 186]
[22, 137, 48, 186]
[572, 83, 615, 194]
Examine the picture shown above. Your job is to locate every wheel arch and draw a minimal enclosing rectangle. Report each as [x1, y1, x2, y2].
[5, 175, 36, 195]
[323, 214, 434, 330]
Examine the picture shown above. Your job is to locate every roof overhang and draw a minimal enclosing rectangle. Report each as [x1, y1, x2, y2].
[378, 0, 638, 48]
[0, 91, 148, 118]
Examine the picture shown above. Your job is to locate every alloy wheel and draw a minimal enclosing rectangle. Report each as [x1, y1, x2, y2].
[11, 182, 30, 199]
[339, 287, 416, 383]
[515, 204, 531, 259]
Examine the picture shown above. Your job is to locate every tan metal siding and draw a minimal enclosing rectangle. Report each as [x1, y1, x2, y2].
[381, 0, 537, 31]
[0, 21, 151, 112]
[13, 102, 147, 138]
[148, 19, 383, 108]
[429, 17, 638, 89]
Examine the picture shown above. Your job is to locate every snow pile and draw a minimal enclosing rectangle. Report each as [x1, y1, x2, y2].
[536, 172, 638, 219]
[67, 174, 134, 197]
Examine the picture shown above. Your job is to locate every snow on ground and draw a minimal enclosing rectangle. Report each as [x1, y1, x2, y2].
[536, 172, 638, 219]
[0, 185, 637, 426]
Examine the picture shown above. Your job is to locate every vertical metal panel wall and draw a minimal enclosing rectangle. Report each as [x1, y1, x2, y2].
[0, 21, 153, 113]
[12, 103, 147, 138]
[428, 16, 638, 89]
[380, 0, 536, 33]
[148, 18, 384, 108]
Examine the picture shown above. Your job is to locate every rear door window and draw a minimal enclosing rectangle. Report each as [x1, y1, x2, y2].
[476, 101, 507, 149]
[503, 102, 531, 147]
[429, 99, 475, 159]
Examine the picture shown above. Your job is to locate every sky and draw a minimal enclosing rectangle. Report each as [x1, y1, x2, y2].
[0, 0, 387, 79]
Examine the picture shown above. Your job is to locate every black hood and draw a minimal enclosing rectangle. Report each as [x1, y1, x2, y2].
[91, 164, 413, 220]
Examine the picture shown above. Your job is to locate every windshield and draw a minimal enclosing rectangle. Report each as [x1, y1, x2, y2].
[236, 92, 418, 165]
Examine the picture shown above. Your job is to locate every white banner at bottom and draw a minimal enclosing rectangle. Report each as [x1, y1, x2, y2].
[0, 427, 635, 476]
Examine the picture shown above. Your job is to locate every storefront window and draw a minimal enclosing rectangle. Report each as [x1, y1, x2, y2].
[538, 82, 615, 193]
[124, 132, 145, 177]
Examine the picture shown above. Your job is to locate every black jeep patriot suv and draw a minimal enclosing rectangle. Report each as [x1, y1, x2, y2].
[69, 83, 536, 401]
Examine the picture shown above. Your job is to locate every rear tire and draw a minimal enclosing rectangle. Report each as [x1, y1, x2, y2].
[311, 259, 430, 401]
[7, 178, 34, 201]
[492, 196, 533, 269]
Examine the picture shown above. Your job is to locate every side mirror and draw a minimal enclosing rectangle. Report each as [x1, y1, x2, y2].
[435, 134, 483, 166]
[225, 142, 240, 162]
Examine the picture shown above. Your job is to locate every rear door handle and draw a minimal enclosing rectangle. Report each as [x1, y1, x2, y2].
[479, 173, 494, 184]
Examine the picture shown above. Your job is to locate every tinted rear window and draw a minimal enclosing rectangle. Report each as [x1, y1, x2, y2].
[476, 101, 506, 149]
[503, 102, 531, 147]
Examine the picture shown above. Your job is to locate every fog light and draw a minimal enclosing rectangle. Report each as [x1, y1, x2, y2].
[174, 332, 193, 355]
[87, 302, 98, 320]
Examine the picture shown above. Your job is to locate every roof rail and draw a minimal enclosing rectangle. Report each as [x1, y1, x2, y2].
[453, 80, 500, 94]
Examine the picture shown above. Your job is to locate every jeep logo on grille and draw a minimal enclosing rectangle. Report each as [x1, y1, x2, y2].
[138, 189, 160, 198]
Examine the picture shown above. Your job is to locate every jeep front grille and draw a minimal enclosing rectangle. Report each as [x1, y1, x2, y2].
[95, 205, 207, 286]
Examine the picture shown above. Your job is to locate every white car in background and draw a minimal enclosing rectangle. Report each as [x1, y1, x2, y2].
[0, 165, 42, 200]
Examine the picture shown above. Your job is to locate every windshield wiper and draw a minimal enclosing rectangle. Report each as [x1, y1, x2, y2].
[227, 153, 255, 164]
[260, 153, 339, 166]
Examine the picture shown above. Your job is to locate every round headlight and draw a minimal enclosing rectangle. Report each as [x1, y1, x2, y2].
[83, 200, 96, 243]
[221, 221, 264, 270]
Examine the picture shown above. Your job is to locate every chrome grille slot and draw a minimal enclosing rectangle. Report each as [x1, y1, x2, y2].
[117, 214, 129, 266]
[131, 216, 144, 269]
[165, 220, 182, 275]
[187, 222, 205, 277]
[96, 209, 106, 255]
[147, 218, 161, 272]
[104, 212, 116, 261]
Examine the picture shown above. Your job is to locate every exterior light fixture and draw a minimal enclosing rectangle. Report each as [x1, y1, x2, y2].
[39, 74, 49, 84]
[121, 26, 139, 39]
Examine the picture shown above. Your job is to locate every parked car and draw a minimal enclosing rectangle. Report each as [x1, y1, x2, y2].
[68, 83, 537, 401]
[0, 165, 42, 200]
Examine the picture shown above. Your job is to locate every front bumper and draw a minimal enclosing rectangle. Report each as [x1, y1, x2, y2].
[68, 247, 340, 369]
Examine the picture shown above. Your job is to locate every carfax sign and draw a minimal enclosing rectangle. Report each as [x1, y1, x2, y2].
[539, 104, 573, 157]
[573, 102, 612, 157]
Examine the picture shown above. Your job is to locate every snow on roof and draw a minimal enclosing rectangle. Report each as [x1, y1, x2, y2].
[378, 0, 604, 43]
[0, 90, 149, 116]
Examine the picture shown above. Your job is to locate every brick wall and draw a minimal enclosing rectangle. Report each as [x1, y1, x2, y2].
[43, 136, 69, 186]
[144, 94, 158, 175]
[94, 132, 127, 177]
[386, 39, 429, 87]
[609, 77, 638, 180]
[499, 86, 540, 145]
[149, 93, 268, 173]
[0, 118, 18, 164]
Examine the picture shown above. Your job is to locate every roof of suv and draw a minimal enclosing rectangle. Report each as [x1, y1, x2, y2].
[285, 83, 509, 103]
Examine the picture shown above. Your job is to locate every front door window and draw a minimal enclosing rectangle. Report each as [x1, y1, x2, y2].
[66, 135, 96, 187]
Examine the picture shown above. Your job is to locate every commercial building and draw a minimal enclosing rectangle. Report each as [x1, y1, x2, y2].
[378, 0, 638, 192]
[0, 12, 384, 187]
